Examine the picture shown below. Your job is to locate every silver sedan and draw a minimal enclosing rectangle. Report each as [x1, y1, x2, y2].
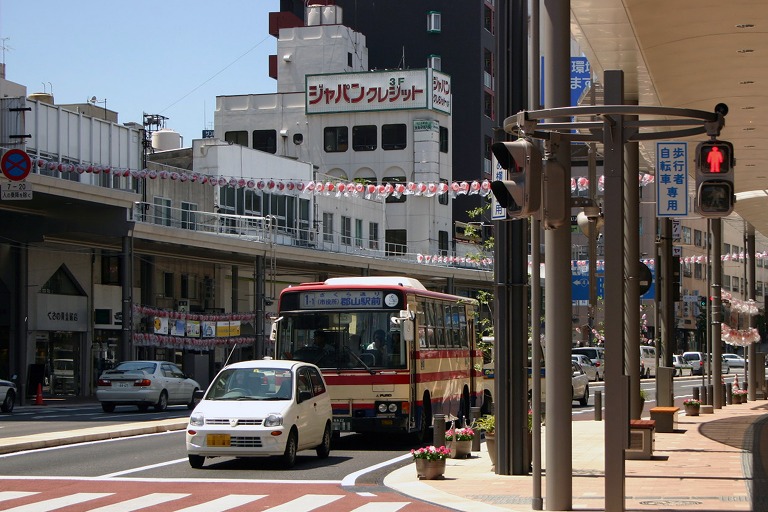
[96, 361, 200, 413]
[572, 354, 599, 382]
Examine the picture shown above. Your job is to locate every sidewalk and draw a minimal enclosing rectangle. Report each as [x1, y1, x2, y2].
[386, 400, 768, 511]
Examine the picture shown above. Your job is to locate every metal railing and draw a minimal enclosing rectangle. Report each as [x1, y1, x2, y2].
[132, 202, 493, 271]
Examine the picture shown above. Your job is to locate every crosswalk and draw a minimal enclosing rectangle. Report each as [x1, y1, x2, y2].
[0, 490, 412, 511]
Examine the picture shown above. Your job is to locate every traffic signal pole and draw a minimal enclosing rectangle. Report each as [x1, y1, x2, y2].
[711, 220, 723, 408]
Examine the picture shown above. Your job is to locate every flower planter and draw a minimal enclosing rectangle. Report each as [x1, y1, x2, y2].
[684, 404, 700, 416]
[485, 433, 497, 468]
[448, 439, 472, 459]
[415, 458, 446, 480]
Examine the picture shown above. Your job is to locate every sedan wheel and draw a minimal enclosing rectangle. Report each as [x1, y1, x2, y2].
[1, 390, 15, 413]
[154, 390, 168, 412]
[101, 402, 116, 413]
[281, 430, 298, 469]
[316, 422, 331, 459]
[579, 384, 589, 406]
[188, 389, 199, 410]
[188, 454, 205, 469]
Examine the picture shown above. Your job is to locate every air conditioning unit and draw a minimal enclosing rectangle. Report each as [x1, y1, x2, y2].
[177, 300, 189, 313]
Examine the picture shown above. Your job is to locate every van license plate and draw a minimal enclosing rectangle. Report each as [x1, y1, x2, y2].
[207, 434, 231, 447]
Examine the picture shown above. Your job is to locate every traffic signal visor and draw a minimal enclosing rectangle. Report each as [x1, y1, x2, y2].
[490, 140, 541, 218]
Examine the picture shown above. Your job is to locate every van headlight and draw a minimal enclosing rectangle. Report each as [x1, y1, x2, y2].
[264, 413, 283, 427]
[189, 413, 205, 426]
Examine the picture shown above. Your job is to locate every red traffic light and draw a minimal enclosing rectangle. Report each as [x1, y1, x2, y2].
[696, 141, 733, 174]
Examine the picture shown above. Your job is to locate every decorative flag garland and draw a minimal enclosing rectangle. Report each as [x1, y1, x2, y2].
[132, 304, 256, 322]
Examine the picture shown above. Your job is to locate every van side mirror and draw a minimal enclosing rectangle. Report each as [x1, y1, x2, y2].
[298, 390, 313, 403]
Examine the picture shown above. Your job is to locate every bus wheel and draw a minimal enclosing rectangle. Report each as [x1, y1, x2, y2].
[416, 394, 432, 443]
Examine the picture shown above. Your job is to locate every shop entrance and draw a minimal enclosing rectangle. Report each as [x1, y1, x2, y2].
[33, 332, 80, 396]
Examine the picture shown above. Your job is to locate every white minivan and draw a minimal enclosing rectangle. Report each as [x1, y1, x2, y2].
[640, 345, 656, 378]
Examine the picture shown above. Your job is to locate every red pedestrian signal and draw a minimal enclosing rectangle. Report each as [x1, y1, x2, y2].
[694, 140, 735, 217]
[696, 141, 733, 174]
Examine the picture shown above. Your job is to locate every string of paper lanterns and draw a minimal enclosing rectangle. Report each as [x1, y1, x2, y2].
[132, 304, 256, 322]
[132, 333, 247, 349]
[31, 157, 656, 202]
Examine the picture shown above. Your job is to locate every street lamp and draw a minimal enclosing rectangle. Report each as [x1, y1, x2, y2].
[89, 96, 107, 120]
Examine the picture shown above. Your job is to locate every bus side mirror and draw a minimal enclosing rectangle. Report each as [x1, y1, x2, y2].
[401, 318, 415, 342]
[269, 316, 283, 342]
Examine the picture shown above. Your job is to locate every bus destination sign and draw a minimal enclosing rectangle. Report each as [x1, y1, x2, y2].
[300, 291, 384, 309]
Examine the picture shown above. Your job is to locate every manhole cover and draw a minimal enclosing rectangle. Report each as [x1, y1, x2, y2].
[639, 499, 703, 506]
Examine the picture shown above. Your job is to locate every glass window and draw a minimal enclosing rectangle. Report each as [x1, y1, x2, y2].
[323, 212, 334, 243]
[427, 11, 441, 33]
[438, 179, 449, 205]
[341, 216, 352, 245]
[101, 251, 121, 285]
[439, 230, 449, 255]
[253, 129, 277, 154]
[324, 126, 348, 152]
[153, 196, 171, 226]
[224, 130, 248, 147]
[368, 222, 379, 250]
[385, 229, 407, 256]
[382, 124, 407, 150]
[483, 91, 494, 119]
[181, 274, 197, 299]
[181, 201, 197, 230]
[440, 126, 449, 153]
[163, 272, 174, 298]
[383, 176, 406, 204]
[355, 219, 363, 247]
[352, 125, 377, 151]
[483, 5, 494, 33]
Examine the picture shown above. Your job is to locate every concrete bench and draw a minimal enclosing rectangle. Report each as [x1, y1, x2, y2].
[649, 406, 679, 433]
[626, 419, 655, 460]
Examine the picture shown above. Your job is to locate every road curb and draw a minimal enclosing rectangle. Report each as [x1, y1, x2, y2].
[0, 420, 188, 455]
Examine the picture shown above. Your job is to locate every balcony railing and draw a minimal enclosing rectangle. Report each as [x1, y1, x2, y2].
[132, 202, 493, 271]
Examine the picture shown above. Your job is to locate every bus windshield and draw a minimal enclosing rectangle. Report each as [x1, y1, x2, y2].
[277, 311, 406, 370]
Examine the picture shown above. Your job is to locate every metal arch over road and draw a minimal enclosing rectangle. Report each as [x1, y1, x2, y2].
[501, 105, 724, 143]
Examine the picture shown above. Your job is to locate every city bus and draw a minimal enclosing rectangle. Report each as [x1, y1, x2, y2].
[274, 276, 484, 439]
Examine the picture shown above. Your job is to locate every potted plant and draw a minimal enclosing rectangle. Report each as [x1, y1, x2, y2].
[445, 425, 475, 459]
[734, 389, 748, 404]
[635, 388, 648, 418]
[474, 415, 496, 466]
[411, 445, 450, 480]
[683, 398, 701, 416]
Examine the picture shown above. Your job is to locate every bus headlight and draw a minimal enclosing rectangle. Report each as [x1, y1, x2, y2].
[375, 401, 400, 415]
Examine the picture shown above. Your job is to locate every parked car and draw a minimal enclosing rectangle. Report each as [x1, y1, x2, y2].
[572, 354, 599, 382]
[186, 359, 333, 469]
[722, 353, 746, 368]
[1, 377, 16, 413]
[571, 361, 590, 406]
[571, 346, 605, 381]
[672, 355, 693, 377]
[639, 345, 657, 378]
[96, 361, 200, 413]
[682, 351, 706, 375]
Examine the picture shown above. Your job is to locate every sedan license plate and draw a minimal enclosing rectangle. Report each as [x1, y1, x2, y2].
[207, 434, 231, 447]
[116, 382, 130, 388]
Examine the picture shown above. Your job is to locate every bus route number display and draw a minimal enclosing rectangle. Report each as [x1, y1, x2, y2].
[300, 290, 385, 309]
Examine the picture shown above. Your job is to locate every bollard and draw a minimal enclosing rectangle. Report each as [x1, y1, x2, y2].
[707, 384, 715, 406]
[594, 390, 602, 421]
[700, 385, 708, 405]
[724, 383, 731, 405]
[433, 414, 446, 448]
[693, 387, 700, 401]
[470, 406, 482, 452]
[722, 383, 728, 406]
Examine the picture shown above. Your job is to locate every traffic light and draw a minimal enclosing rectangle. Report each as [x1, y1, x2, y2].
[490, 139, 542, 219]
[699, 295, 707, 309]
[695, 140, 735, 217]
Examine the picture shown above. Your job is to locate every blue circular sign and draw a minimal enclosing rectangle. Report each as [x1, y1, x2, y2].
[1, 149, 32, 182]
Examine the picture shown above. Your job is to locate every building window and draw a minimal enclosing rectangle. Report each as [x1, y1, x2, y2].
[438, 179, 449, 205]
[181, 274, 198, 299]
[181, 202, 197, 230]
[383, 176, 407, 203]
[483, 5, 494, 34]
[427, 11, 441, 33]
[352, 125, 377, 151]
[323, 212, 334, 243]
[439, 126, 449, 153]
[153, 196, 171, 226]
[428, 54, 441, 70]
[682, 226, 691, 245]
[694, 263, 703, 279]
[382, 123, 407, 150]
[369, 222, 379, 250]
[355, 219, 363, 247]
[347, 52, 353, 67]
[483, 91, 494, 119]
[101, 251, 121, 285]
[163, 272, 174, 298]
[723, 275, 731, 291]
[386, 229, 407, 256]
[439, 230, 449, 255]
[324, 126, 348, 152]
[694, 229, 703, 247]
[253, 129, 277, 154]
[224, 130, 248, 147]
[483, 48, 494, 76]
[341, 216, 352, 245]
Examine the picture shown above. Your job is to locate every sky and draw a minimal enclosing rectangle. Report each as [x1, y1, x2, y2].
[0, 0, 280, 145]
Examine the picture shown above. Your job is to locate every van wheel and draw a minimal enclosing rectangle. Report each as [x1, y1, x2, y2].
[281, 430, 298, 468]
